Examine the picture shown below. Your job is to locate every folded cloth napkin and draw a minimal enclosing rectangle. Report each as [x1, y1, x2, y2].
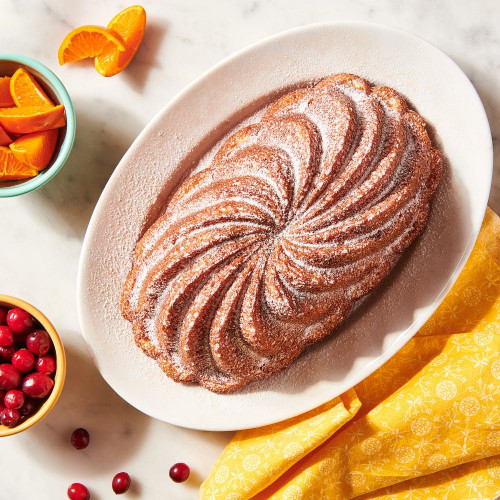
[200, 207, 500, 500]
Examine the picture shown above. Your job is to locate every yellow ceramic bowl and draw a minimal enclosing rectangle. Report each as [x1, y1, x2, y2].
[0, 295, 66, 437]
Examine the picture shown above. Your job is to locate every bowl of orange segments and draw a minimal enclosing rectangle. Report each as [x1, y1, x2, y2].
[0, 55, 75, 197]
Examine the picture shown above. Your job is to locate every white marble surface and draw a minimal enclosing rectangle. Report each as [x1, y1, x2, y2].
[0, 1, 498, 499]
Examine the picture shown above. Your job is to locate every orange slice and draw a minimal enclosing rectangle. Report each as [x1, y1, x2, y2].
[0, 146, 38, 180]
[0, 77, 14, 107]
[0, 105, 66, 134]
[95, 5, 146, 77]
[10, 68, 66, 128]
[0, 126, 11, 147]
[10, 68, 54, 107]
[9, 129, 58, 170]
[58, 25, 126, 67]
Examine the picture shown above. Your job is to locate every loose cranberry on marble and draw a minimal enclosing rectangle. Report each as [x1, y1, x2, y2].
[169, 462, 190, 483]
[6, 308, 34, 334]
[36, 354, 56, 375]
[22, 372, 54, 398]
[4, 390, 24, 410]
[26, 330, 52, 356]
[71, 428, 90, 450]
[67, 483, 90, 500]
[0, 407, 20, 427]
[112, 472, 131, 494]
[11, 349, 35, 373]
[0, 363, 21, 390]
[0, 326, 14, 347]
[0, 346, 15, 363]
[0, 307, 7, 325]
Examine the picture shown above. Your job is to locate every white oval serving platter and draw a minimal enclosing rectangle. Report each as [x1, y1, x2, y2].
[78, 22, 492, 431]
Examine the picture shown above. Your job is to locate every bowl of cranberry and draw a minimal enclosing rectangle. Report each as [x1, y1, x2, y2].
[0, 294, 66, 436]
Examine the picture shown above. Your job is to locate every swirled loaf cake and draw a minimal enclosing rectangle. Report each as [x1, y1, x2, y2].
[121, 74, 443, 393]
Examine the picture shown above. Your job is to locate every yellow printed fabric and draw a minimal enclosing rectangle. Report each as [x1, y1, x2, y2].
[200, 208, 500, 500]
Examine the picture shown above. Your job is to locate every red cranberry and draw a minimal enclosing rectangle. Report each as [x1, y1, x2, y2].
[4, 389, 24, 409]
[6, 308, 34, 334]
[22, 372, 54, 398]
[12, 349, 36, 373]
[0, 364, 21, 390]
[71, 428, 90, 450]
[0, 407, 20, 427]
[0, 345, 15, 362]
[0, 307, 7, 325]
[36, 354, 56, 375]
[0, 326, 14, 347]
[169, 462, 190, 483]
[19, 398, 37, 418]
[112, 472, 131, 494]
[26, 330, 51, 356]
[67, 483, 90, 500]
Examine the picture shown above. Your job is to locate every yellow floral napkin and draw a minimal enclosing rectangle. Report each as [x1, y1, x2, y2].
[200, 208, 500, 500]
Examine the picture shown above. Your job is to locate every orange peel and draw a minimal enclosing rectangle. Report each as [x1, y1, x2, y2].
[0, 77, 14, 107]
[0, 126, 12, 147]
[0, 105, 66, 134]
[9, 129, 58, 171]
[95, 5, 146, 77]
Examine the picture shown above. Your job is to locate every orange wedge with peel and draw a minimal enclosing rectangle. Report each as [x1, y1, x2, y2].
[0, 126, 12, 147]
[10, 68, 66, 128]
[0, 146, 38, 180]
[9, 129, 58, 171]
[10, 68, 54, 107]
[58, 25, 126, 67]
[95, 5, 146, 77]
[0, 105, 65, 134]
[0, 77, 15, 107]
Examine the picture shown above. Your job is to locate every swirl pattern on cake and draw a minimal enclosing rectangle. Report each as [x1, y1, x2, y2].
[121, 74, 443, 393]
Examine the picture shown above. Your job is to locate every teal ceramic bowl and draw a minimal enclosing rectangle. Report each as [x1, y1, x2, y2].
[0, 54, 75, 197]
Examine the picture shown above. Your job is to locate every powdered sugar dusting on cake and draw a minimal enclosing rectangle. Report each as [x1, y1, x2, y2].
[120, 73, 443, 393]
